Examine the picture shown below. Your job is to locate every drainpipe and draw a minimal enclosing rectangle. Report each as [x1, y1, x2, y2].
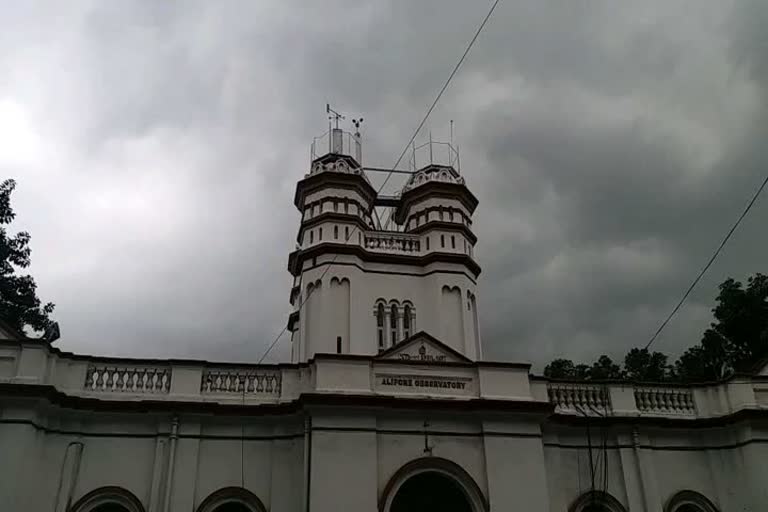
[303, 415, 312, 512]
[632, 428, 649, 512]
[162, 416, 179, 512]
[54, 441, 83, 512]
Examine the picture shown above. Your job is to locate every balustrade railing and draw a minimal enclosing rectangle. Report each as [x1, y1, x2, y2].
[364, 231, 421, 254]
[547, 383, 611, 415]
[84, 365, 171, 393]
[201, 369, 282, 395]
[634, 386, 695, 415]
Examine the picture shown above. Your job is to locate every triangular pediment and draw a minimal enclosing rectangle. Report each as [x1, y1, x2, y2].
[376, 331, 472, 364]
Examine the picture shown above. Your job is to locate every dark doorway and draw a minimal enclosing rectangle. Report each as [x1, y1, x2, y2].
[93, 505, 130, 512]
[391, 471, 472, 512]
[212, 504, 252, 512]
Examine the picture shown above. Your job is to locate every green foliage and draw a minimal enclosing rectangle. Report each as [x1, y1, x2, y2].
[544, 273, 768, 383]
[0, 179, 54, 334]
[624, 348, 669, 382]
[543, 355, 621, 381]
[674, 274, 768, 381]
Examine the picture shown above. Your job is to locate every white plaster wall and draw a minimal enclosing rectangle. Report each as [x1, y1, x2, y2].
[294, 254, 479, 361]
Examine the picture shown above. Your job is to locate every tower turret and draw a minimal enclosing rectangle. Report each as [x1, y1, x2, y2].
[288, 114, 481, 363]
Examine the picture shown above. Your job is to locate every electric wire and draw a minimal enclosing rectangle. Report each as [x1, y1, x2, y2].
[254, 0, 502, 364]
[645, 171, 768, 350]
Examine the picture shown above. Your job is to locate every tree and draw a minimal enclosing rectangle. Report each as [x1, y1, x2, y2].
[624, 348, 670, 382]
[589, 355, 622, 380]
[674, 274, 768, 381]
[0, 179, 54, 335]
[543, 358, 575, 379]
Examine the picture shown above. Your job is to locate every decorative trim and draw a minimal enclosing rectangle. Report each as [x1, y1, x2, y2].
[408, 220, 477, 244]
[396, 181, 479, 223]
[376, 330, 473, 363]
[568, 491, 627, 512]
[664, 490, 720, 512]
[69, 486, 146, 512]
[196, 487, 267, 512]
[296, 259, 479, 285]
[288, 243, 481, 277]
[294, 170, 377, 209]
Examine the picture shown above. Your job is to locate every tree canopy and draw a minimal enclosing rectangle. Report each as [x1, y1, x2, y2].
[544, 273, 768, 383]
[0, 179, 55, 335]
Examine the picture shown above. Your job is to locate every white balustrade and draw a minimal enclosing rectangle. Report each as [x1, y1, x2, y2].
[364, 232, 421, 255]
[201, 369, 282, 395]
[547, 383, 611, 414]
[634, 386, 695, 415]
[84, 365, 171, 393]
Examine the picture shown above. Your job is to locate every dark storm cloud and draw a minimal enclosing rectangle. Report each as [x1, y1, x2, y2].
[1, 1, 766, 368]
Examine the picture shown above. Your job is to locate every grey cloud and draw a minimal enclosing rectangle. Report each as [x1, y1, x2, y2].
[1, 1, 766, 370]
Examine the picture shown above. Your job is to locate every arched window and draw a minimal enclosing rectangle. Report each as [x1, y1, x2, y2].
[390, 304, 398, 344]
[376, 303, 385, 350]
[403, 305, 412, 338]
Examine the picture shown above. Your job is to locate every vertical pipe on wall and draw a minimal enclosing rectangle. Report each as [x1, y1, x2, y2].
[631, 428, 650, 512]
[54, 441, 83, 512]
[161, 416, 179, 512]
[303, 414, 312, 512]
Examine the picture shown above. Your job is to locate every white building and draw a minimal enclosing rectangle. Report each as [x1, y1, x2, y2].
[1, 124, 766, 512]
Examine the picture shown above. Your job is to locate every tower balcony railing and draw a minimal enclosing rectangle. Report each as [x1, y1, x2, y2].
[311, 128, 362, 164]
[363, 230, 422, 255]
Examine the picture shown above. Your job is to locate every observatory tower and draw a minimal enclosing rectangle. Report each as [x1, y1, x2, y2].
[287, 108, 481, 362]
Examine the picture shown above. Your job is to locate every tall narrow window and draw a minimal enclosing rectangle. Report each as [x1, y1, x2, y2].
[451, 235, 456, 249]
[319, 228, 323, 240]
[336, 336, 342, 354]
[441, 235, 445, 248]
[426, 237, 430, 250]
[334, 225, 339, 239]
[310, 230, 314, 244]
[333, 200, 338, 212]
[345, 226, 349, 240]
[451, 210, 456, 222]
[344, 201, 349, 214]
[390, 304, 398, 345]
[358, 232, 362, 244]
[403, 305, 411, 339]
[439, 208, 445, 221]
[376, 303, 385, 350]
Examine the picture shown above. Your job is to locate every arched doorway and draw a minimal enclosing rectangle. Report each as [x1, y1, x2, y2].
[664, 490, 719, 512]
[391, 471, 472, 512]
[68, 486, 145, 512]
[568, 491, 627, 512]
[380, 457, 488, 512]
[196, 487, 266, 512]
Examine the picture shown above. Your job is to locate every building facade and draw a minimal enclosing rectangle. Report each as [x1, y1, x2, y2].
[1, 126, 766, 512]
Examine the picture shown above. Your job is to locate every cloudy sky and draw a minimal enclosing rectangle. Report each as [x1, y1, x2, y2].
[2, 0, 766, 368]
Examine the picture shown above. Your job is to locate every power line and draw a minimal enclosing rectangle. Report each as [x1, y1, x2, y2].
[381, 0, 501, 231]
[255, 0, 501, 364]
[645, 171, 768, 350]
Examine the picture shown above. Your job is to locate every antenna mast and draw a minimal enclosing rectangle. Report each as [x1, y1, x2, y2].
[326, 103, 345, 129]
